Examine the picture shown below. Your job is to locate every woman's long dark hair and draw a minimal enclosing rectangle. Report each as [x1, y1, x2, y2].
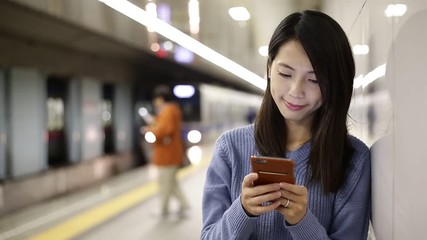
[254, 10, 355, 194]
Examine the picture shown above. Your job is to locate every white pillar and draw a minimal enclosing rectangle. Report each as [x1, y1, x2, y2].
[65, 79, 82, 163]
[9, 68, 47, 177]
[80, 78, 102, 160]
[0, 69, 6, 178]
[114, 84, 132, 152]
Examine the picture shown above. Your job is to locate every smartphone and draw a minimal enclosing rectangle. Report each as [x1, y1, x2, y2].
[250, 155, 296, 185]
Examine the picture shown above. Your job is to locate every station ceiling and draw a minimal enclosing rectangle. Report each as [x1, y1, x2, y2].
[0, 0, 322, 94]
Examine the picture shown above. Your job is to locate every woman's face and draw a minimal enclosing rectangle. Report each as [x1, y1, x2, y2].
[269, 40, 322, 127]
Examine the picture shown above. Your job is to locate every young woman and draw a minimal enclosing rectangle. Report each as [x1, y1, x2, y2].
[201, 10, 371, 239]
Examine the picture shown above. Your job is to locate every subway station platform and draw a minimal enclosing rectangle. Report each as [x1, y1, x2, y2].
[0, 144, 214, 240]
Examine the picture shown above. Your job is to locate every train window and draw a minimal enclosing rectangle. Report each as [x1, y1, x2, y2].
[177, 87, 200, 122]
[103, 84, 114, 154]
[102, 101, 112, 127]
[47, 98, 64, 131]
[47, 77, 68, 167]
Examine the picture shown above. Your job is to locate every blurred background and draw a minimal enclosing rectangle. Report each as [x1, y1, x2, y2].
[0, 0, 426, 239]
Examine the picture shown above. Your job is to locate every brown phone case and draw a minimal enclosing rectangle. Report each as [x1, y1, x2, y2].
[250, 156, 296, 185]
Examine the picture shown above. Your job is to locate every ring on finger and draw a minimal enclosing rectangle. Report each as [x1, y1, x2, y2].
[284, 198, 290, 208]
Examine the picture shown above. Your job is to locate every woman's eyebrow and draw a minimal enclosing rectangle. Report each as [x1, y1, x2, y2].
[277, 63, 315, 74]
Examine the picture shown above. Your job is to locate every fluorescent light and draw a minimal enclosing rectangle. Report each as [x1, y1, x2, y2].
[150, 42, 160, 52]
[144, 131, 156, 143]
[162, 41, 173, 51]
[353, 74, 364, 89]
[173, 85, 195, 98]
[352, 44, 369, 55]
[187, 130, 202, 144]
[157, 3, 171, 23]
[98, 0, 266, 91]
[188, 0, 200, 34]
[187, 145, 202, 165]
[385, 4, 407, 17]
[258, 46, 268, 57]
[145, 2, 157, 32]
[228, 7, 250, 21]
[174, 45, 194, 64]
[353, 64, 386, 89]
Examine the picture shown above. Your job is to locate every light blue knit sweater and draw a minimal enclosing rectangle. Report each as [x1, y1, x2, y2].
[201, 124, 371, 240]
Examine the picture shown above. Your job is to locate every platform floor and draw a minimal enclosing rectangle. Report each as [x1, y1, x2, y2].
[0, 144, 214, 240]
[0, 141, 377, 240]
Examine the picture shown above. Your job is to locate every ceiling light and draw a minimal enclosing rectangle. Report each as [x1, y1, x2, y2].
[258, 46, 268, 57]
[98, 0, 266, 90]
[174, 46, 194, 64]
[384, 4, 407, 17]
[353, 64, 386, 89]
[188, 0, 200, 34]
[173, 85, 195, 98]
[352, 44, 369, 55]
[228, 7, 250, 21]
[162, 41, 173, 51]
[150, 42, 160, 52]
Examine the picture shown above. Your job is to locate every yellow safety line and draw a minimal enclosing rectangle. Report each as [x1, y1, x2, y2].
[29, 161, 207, 240]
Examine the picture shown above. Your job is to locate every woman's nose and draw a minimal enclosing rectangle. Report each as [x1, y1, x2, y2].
[288, 79, 304, 98]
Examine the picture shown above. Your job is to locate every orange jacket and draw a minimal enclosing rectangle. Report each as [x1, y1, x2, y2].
[147, 103, 184, 166]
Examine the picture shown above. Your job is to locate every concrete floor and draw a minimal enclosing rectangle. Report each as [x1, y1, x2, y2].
[0, 144, 213, 240]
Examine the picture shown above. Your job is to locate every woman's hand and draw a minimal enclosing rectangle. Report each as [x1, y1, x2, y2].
[276, 182, 308, 225]
[240, 173, 282, 217]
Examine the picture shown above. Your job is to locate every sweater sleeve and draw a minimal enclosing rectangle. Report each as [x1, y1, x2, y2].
[286, 149, 371, 240]
[201, 136, 257, 240]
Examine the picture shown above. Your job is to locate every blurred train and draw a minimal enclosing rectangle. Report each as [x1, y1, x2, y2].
[137, 83, 263, 164]
[45, 77, 263, 168]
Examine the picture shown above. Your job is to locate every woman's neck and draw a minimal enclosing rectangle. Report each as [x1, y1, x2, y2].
[286, 121, 312, 151]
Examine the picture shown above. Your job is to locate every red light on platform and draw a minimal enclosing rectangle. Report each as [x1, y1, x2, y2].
[156, 49, 168, 58]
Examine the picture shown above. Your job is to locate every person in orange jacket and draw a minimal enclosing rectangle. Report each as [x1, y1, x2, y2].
[144, 85, 189, 217]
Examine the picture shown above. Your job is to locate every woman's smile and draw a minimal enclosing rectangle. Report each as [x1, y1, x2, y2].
[284, 100, 307, 111]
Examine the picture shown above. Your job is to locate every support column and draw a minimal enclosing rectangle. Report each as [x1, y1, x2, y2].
[114, 84, 132, 152]
[0, 69, 6, 179]
[9, 68, 47, 177]
[80, 78, 102, 160]
[65, 79, 82, 163]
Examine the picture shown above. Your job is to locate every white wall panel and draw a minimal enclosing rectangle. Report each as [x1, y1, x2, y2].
[80, 78, 102, 161]
[389, 9, 427, 239]
[66, 79, 82, 163]
[324, 1, 427, 239]
[9, 68, 47, 177]
[0, 70, 6, 178]
[114, 84, 132, 152]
